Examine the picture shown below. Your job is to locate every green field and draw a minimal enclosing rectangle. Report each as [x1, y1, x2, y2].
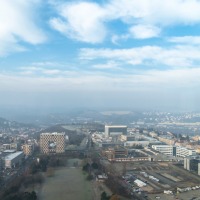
[39, 159, 93, 200]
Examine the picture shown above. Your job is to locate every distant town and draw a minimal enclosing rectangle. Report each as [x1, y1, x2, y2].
[1, 111, 200, 200]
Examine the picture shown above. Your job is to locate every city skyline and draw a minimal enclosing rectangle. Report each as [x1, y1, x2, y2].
[1, 0, 200, 113]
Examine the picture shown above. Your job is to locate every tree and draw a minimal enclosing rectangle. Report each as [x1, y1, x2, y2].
[91, 162, 98, 169]
[101, 192, 110, 200]
[82, 163, 90, 172]
[86, 174, 93, 181]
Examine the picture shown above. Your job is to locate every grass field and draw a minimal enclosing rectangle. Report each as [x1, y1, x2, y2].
[39, 159, 93, 200]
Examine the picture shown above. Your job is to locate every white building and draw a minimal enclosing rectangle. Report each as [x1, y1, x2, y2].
[152, 145, 196, 157]
[4, 151, 24, 168]
[105, 125, 127, 137]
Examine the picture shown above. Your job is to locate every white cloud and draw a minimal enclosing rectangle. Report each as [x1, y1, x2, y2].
[80, 45, 200, 68]
[0, 0, 46, 56]
[50, 2, 106, 43]
[129, 25, 160, 39]
[1, 66, 200, 94]
[50, 0, 200, 43]
[92, 61, 120, 70]
[106, 0, 200, 25]
[19, 66, 61, 76]
[169, 36, 200, 45]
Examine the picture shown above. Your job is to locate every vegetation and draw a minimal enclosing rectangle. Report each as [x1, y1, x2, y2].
[101, 192, 120, 200]
[101, 191, 110, 200]
[3, 191, 37, 200]
[29, 155, 66, 174]
[0, 174, 40, 200]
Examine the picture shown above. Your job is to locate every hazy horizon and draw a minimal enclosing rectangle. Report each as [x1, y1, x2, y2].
[1, 1, 200, 114]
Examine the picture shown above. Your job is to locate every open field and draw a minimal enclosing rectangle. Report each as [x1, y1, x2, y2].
[39, 159, 93, 200]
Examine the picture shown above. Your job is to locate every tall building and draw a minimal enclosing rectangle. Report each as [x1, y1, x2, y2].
[105, 125, 127, 137]
[40, 132, 66, 154]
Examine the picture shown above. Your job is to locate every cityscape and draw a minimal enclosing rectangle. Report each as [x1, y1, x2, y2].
[1, 111, 200, 199]
[1, 0, 200, 200]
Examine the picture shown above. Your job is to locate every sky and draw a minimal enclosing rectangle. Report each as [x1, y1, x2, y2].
[1, 0, 200, 113]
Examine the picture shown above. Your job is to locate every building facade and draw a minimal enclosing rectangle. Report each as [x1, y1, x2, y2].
[152, 145, 196, 157]
[4, 151, 24, 168]
[101, 146, 128, 161]
[184, 156, 200, 175]
[105, 125, 127, 137]
[40, 132, 66, 154]
[22, 144, 34, 156]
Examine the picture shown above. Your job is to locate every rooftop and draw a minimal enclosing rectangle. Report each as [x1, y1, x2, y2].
[3, 150, 16, 153]
[105, 125, 127, 128]
[41, 132, 65, 136]
[5, 151, 23, 160]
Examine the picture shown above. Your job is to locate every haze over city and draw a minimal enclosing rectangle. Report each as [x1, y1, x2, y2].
[1, 0, 200, 115]
[2, 1, 200, 200]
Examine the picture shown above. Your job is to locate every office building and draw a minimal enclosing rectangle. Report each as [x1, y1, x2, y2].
[40, 132, 66, 154]
[152, 145, 196, 157]
[184, 156, 200, 175]
[105, 125, 127, 137]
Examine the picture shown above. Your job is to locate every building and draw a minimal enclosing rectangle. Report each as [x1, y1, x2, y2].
[2, 143, 19, 151]
[152, 145, 196, 157]
[184, 156, 200, 175]
[105, 125, 127, 137]
[0, 153, 3, 170]
[4, 151, 24, 168]
[157, 136, 175, 145]
[22, 144, 34, 156]
[102, 146, 128, 161]
[122, 134, 161, 147]
[40, 132, 66, 154]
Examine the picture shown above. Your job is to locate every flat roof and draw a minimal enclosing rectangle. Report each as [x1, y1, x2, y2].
[105, 125, 127, 128]
[41, 132, 65, 135]
[3, 150, 16, 153]
[5, 151, 23, 160]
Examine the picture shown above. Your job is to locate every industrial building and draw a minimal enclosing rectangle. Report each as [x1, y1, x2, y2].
[105, 125, 127, 137]
[152, 145, 196, 157]
[4, 151, 24, 168]
[40, 132, 66, 154]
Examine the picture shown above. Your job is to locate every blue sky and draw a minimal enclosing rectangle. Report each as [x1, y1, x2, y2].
[1, 0, 200, 112]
